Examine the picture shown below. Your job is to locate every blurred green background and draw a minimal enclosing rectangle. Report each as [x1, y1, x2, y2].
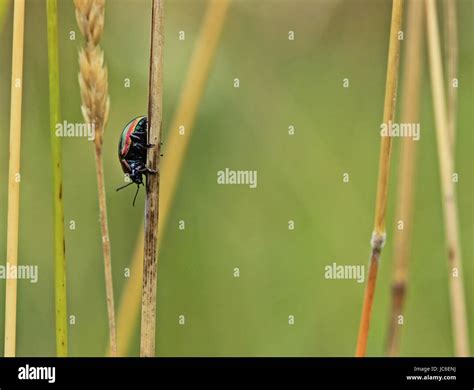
[0, 0, 472, 357]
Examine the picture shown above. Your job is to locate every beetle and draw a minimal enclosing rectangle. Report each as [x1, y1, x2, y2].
[116, 116, 156, 206]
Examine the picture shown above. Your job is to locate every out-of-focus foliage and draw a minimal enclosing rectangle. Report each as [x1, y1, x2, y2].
[0, 0, 472, 356]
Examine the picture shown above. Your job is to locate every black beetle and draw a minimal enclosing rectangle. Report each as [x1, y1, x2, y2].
[116, 116, 156, 206]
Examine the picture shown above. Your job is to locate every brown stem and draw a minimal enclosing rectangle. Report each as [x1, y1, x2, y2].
[355, 0, 404, 357]
[140, 0, 164, 357]
[94, 146, 117, 357]
[386, 282, 407, 356]
[386, 0, 423, 357]
[356, 235, 382, 357]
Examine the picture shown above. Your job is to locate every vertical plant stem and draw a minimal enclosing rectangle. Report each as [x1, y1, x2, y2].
[355, 0, 404, 357]
[46, 0, 68, 357]
[94, 147, 116, 356]
[74, 0, 116, 356]
[4, 0, 25, 358]
[425, 0, 469, 357]
[443, 0, 458, 149]
[386, 0, 423, 357]
[140, 0, 164, 357]
[113, 0, 230, 356]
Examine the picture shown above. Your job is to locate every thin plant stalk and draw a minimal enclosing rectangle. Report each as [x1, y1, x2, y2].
[425, 0, 469, 357]
[4, 0, 25, 358]
[385, 0, 423, 357]
[355, 0, 404, 357]
[74, 0, 117, 356]
[112, 0, 230, 356]
[46, 0, 68, 357]
[140, 0, 164, 357]
[443, 0, 458, 149]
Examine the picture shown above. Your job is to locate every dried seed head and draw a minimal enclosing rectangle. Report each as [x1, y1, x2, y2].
[74, 0, 109, 148]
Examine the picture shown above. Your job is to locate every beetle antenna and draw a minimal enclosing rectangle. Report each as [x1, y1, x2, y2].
[116, 181, 134, 192]
[132, 184, 140, 207]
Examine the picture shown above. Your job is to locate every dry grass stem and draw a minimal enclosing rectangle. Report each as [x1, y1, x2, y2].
[74, 0, 117, 356]
[4, 0, 25, 358]
[355, 0, 404, 357]
[140, 0, 164, 357]
[425, 0, 469, 357]
[385, 0, 423, 357]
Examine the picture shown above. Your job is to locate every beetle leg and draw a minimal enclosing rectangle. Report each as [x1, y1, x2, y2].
[130, 134, 142, 142]
[133, 143, 147, 151]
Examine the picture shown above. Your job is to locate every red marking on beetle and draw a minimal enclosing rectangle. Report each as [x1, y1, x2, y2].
[120, 117, 141, 157]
